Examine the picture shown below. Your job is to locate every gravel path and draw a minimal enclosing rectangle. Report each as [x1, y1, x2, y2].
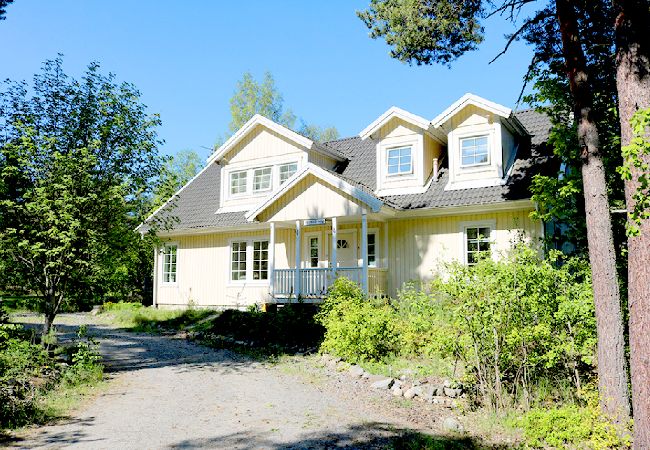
[4, 314, 467, 450]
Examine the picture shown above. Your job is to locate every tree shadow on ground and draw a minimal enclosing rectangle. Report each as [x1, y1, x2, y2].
[170, 422, 512, 449]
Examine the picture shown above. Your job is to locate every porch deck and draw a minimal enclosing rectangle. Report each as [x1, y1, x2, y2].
[272, 267, 388, 300]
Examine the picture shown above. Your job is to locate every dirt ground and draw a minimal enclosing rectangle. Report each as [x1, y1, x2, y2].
[3, 314, 488, 449]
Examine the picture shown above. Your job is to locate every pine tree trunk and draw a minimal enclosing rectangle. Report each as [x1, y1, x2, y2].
[556, 0, 631, 424]
[614, 0, 650, 445]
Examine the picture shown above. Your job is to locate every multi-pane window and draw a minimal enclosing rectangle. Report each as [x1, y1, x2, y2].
[253, 167, 272, 192]
[466, 227, 491, 265]
[252, 240, 269, 280]
[367, 233, 377, 267]
[162, 244, 177, 283]
[387, 147, 412, 175]
[279, 163, 298, 185]
[230, 170, 247, 195]
[337, 239, 349, 249]
[231, 241, 247, 281]
[309, 237, 319, 268]
[461, 136, 489, 166]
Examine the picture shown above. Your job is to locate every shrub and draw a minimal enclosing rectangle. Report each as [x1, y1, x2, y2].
[317, 277, 397, 363]
[430, 245, 596, 408]
[515, 392, 631, 449]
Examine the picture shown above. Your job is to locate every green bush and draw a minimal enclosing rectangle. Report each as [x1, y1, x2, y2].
[317, 277, 397, 363]
[515, 392, 630, 449]
[429, 245, 596, 408]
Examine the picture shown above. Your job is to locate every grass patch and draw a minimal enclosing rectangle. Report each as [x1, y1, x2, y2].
[358, 354, 454, 380]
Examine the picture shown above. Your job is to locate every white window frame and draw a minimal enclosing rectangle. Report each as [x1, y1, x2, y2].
[252, 166, 273, 193]
[366, 230, 378, 268]
[386, 146, 413, 176]
[460, 220, 496, 265]
[279, 162, 299, 185]
[160, 242, 178, 286]
[304, 231, 321, 268]
[459, 135, 490, 168]
[228, 237, 270, 285]
[229, 170, 248, 197]
[252, 239, 270, 281]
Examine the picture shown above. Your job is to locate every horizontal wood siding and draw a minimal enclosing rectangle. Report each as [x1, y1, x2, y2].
[224, 125, 305, 165]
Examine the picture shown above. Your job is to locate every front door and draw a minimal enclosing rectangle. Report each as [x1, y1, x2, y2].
[331, 231, 357, 268]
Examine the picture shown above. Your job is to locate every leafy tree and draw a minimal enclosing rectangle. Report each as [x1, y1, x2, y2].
[152, 149, 202, 211]
[0, 57, 162, 337]
[215, 72, 339, 148]
[357, 0, 630, 424]
[228, 72, 296, 133]
[0, 0, 13, 21]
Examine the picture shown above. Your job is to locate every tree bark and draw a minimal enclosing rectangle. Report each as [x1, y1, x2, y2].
[556, 0, 631, 424]
[614, 0, 650, 445]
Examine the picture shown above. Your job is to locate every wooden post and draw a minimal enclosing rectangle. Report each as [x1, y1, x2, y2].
[295, 220, 301, 298]
[361, 213, 368, 294]
[331, 217, 338, 270]
[269, 222, 275, 299]
[152, 245, 159, 308]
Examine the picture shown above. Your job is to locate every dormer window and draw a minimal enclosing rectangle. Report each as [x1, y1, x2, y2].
[279, 162, 298, 185]
[230, 170, 247, 195]
[460, 135, 489, 166]
[387, 146, 412, 175]
[253, 167, 272, 192]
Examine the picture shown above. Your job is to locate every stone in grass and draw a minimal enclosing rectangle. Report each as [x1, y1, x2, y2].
[442, 417, 464, 433]
[371, 378, 394, 390]
[392, 387, 403, 397]
[404, 386, 423, 399]
[444, 387, 463, 398]
[348, 365, 365, 378]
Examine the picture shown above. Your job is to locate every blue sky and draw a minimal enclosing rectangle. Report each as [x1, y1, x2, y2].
[1, 1, 534, 160]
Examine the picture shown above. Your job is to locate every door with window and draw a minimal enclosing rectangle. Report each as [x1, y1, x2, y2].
[328, 231, 357, 267]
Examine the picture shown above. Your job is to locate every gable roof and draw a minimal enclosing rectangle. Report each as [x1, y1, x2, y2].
[207, 114, 346, 164]
[140, 109, 553, 233]
[359, 106, 434, 140]
[430, 93, 528, 136]
[245, 163, 383, 222]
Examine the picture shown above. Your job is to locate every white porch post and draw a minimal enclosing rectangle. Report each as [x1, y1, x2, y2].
[331, 217, 338, 270]
[361, 212, 368, 294]
[295, 220, 301, 298]
[152, 245, 159, 308]
[269, 222, 275, 297]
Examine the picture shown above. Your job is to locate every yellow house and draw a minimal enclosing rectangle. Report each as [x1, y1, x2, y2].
[138, 94, 552, 309]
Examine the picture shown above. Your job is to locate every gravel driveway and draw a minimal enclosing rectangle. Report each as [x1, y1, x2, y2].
[5, 314, 468, 450]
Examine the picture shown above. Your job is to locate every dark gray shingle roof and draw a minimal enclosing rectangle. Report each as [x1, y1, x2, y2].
[143, 110, 554, 231]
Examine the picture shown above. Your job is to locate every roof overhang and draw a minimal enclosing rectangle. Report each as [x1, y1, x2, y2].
[245, 163, 383, 222]
[207, 114, 345, 164]
[359, 106, 436, 140]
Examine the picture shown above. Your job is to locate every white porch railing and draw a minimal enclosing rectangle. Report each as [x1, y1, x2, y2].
[272, 267, 386, 298]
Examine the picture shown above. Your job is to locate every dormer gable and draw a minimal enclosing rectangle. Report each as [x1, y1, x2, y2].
[211, 114, 345, 213]
[360, 107, 445, 196]
[432, 94, 527, 191]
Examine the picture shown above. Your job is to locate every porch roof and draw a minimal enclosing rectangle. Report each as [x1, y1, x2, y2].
[245, 163, 384, 223]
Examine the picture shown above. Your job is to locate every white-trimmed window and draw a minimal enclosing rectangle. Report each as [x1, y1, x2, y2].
[367, 233, 377, 267]
[279, 162, 298, 185]
[465, 226, 491, 265]
[460, 135, 489, 166]
[387, 146, 412, 175]
[231, 241, 247, 281]
[253, 167, 272, 192]
[230, 170, 247, 195]
[162, 244, 178, 283]
[252, 240, 269, 280]
[230, 239, 269, 282]
[309, 236, 319, 268]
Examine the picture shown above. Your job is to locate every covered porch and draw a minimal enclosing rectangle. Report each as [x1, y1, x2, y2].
[245, 164, 392, 302]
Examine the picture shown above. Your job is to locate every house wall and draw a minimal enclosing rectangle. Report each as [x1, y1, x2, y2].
[154, 208, 540, 308]
[385, 208, 541, 295]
